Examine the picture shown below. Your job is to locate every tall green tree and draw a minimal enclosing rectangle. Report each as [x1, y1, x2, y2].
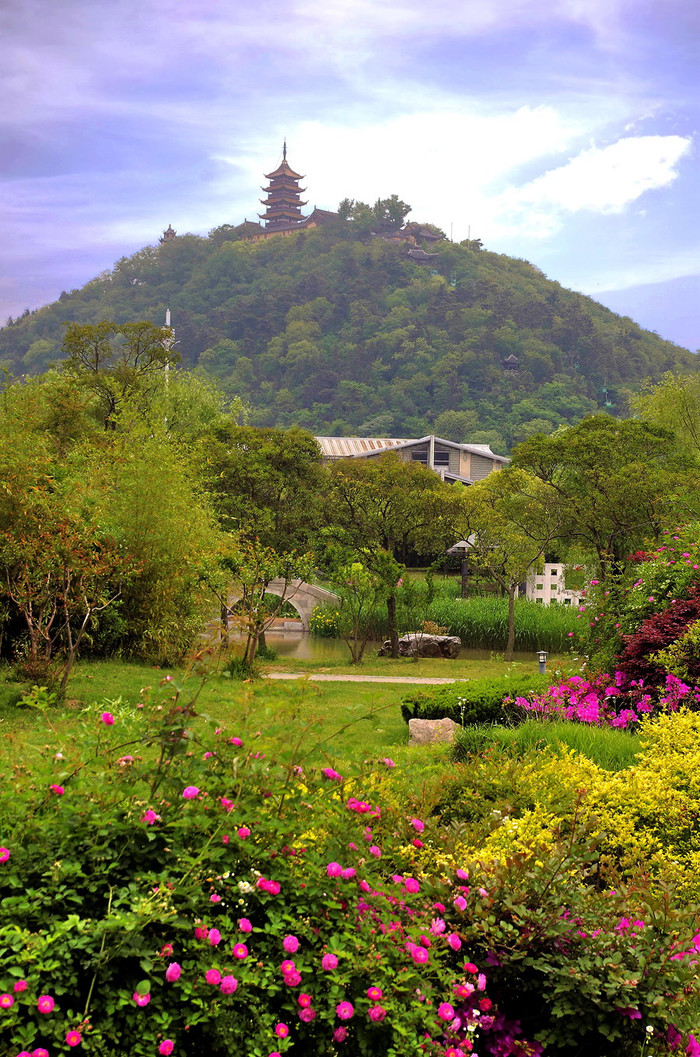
[61, 320, 178, 429]
[633, 372, 700, 460]
[325, 453, 462, 656]
[456, 468, 563, 660]
[510, 414, 695, 582]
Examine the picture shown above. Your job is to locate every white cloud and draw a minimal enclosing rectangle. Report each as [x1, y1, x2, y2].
[491, 134, 692, 238]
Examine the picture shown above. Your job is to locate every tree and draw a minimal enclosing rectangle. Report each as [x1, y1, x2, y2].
[510, 414, 696, 582]
[327, 554, 401, 665]
[225, 540, 314, 666]
[455, 468, 563, 660]
[200, 424, 324, 554]
[633, 372, 700, 460]
[337, 196, 411, 234]
[324, 453, 461, 656]
[61, 320, 179, 428]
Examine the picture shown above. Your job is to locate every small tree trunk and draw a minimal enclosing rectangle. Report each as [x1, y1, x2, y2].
[505, 583, 516, 662]
[220, 602, 230, 648]
[387, 592, 399, 659]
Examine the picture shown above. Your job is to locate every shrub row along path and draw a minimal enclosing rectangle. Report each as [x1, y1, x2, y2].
[267, 672, 458, 684]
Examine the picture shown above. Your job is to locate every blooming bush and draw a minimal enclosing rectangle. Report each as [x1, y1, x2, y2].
[0, 673, 536, 1057]
[515, 669, 700, 729]
[1, 672, 699, 1055]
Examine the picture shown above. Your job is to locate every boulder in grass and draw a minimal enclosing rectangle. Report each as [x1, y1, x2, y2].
[408, 717, 460, 745]
[378, 633, 462, 659]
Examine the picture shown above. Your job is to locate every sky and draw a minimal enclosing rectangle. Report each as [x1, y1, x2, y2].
[1, 0, 698, 350]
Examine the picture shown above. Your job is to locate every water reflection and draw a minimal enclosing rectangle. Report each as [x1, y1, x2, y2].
[259, 631, 535, 664]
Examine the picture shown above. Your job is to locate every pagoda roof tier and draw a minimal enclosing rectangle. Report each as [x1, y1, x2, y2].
[260, 200, 308, 211]
[264, 159, 304, 180]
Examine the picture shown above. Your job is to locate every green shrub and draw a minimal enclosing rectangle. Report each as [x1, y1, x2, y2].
[453, 719, 640, 771]
[401, 673, 552, 726]
[0, 676, 698, 1054]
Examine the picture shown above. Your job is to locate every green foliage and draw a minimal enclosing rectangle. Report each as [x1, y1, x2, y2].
[424, 594, 579, 651]
[309, 605, 342, 638]
[401, 673, 552, 726]
[1, 226, 695, 446]
[453, 719, 640, 771]
[328, 557, 401, 664]
[1, 679, 698, 1055]
[511, 414, 695, 581]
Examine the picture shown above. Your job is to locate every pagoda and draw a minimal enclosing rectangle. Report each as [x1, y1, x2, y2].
[159, 224, 177, 243]
[259, 141, 307, 229]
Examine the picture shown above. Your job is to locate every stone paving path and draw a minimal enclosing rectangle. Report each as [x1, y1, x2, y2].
[266, 672, 458, 685]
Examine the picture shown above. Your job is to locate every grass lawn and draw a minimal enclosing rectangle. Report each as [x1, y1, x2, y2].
[259, 651, 577, 680]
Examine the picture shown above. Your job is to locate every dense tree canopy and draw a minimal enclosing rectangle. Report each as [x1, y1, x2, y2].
[1, 220, 696, 450]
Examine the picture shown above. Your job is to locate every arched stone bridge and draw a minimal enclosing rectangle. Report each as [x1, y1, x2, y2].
[227, 579, 339, 632]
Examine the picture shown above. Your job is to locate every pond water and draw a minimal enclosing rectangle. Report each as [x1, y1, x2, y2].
[259, 630, 536, 664]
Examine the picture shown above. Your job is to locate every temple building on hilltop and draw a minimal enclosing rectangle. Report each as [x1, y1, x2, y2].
[259, 142, 307, 229]
[159, 224, 177, 243]
[242, 142, 338, 242]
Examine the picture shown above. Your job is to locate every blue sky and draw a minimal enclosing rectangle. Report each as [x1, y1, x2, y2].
[1, 0, 698, 350]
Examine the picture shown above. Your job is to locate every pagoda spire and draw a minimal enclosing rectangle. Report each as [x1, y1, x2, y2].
[259, 144, 307, 229]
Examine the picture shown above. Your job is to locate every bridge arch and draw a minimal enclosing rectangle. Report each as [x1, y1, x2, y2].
[227, 578, 339, 632]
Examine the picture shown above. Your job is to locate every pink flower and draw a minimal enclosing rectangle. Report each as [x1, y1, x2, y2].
[194, 925, 209, 940]
[256, 877, 280, 895]
[453, 895, 467, 912]
[410, 818, 425, 832]
[381, 758, 395, 767]
[404, 877, 420, 894]
[283, 935, 299, 953]
[322, 953, 339, 970]
[210, 893, 222, 903]
[49, 784, 64, 795]
[411, 946, 429, 965]
[368, 1005, 386, 1022]
[239, 918, 253, 932]
[141, 809, 161, 825]
[165, 963, 181, 982]
[412, 838, 424, 849]
[274, 1023, 289, 1038]
[341, 867, 356, 879]
[438, 1002, 455, 1021]
[232, 943, 248, 959]
[283, 970, 302, 986]
[208, 929, 222, 946]
[447, 933, 462, 951]
[299, 1007, 316, 1022]
[205, 969, 222, 985]
[220, 975, 238, 995]
[132, 991, 151, 1006]
[32, 1049, 50, 1057]
[369, 845, 381, 857]
[14, 980, 27, 992]
[333, 1027, 348, 1043]
[0, 848, 10, 862]
[336, 1001, 354, 1020]
[298, 993, 313, 1007]
[237, 827, 251, 839]
[367, 986, 383, 1000]
[327, 862, 343, 878]
[220, 797, 234, 812]
[65, 1031, 82, 1047]
[322, 768, 343, 781]
[0, 994, 13, 1008]
[229, 736, 243, 746]
[37, 995, 55, 1014]
[100, 711, 115, 725]
[182, 786, 200, 799]
[158, 1042, 174, 1056]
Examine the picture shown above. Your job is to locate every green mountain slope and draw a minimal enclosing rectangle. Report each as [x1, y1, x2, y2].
[1, 219, 696, 451]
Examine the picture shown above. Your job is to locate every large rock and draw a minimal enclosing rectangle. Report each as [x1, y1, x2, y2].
[378, 633, 462, 659]
[408, 717, 460, 745]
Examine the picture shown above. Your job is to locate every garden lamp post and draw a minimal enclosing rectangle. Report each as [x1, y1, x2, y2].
[537, 650, 548, 674]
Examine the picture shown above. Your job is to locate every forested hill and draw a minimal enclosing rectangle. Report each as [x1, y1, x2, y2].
[1, 218, 697, 451]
